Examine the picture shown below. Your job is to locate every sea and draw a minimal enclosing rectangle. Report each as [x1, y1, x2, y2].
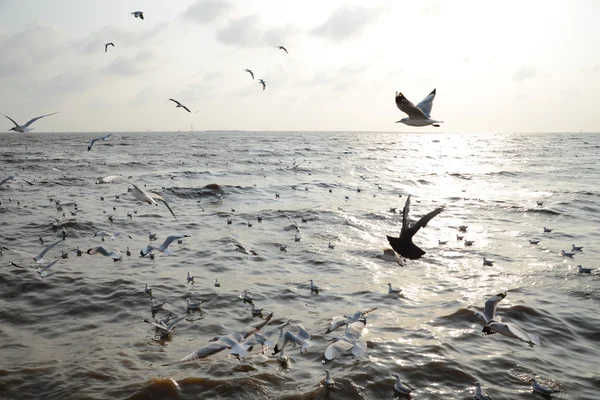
[0, 131, 599, 400]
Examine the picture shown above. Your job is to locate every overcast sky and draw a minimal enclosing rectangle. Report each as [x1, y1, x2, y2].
[1, 0, 599, 133]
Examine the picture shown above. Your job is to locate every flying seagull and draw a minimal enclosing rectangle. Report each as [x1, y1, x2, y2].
[3, 112, 59, 133]
[277, 45, 288, 54]
[88, 133, 113, 151]
[104, 42, 114, 53]
[386, 195, 444, 259]
[244, 69, 254, 79]
[130, 183, 177, 220]
[258, 79, 266, 91]
[395, 89, 443, 127]
[169, 99, 191, 113]
[474, 292, 506, 325]
[131, 11, 144, 19]
[322, 318, 367, 363]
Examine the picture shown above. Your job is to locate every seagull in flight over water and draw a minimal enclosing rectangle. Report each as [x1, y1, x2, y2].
[131, 11, 144, 20]
[395, 89, 443, 127]
[105, 42, 114, 53]
[169, 99, 191, 113]
[244, 69, 254, 79]
[258, 79, 266, 91]
[277, 45, 288, 54]
[88, 133, 113, 151]
[386, 195, 444, 259]
[3, 112, 59, 133]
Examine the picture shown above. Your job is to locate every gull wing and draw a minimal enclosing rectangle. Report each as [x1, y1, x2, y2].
[506, 322, 541, 346]
[415, 89, 436, 119]
[297, 324, 311, 340]
[273, 330, 303, 354]
[144, 319, 170, 333]
[34, 239, 63, 263]
[237, 311, 273, 339]
[406, 206, 444, 238]
[323, 340, 354, 362]
[326, 319, 348, 334]
[23, 112, 59, 128]
[400, 195, 412, 237]
[37, 256, 62, 276]
[0, 176, 15, 186]
[343, 320, 366, 342]
[160, 235, 189, 251]
[148, 192, 177, 220]
[395, 92, 427, 119]
[169, 99, 182, 106]
[483, 292, 506, 323]
[130, 184, 155, 205]
[351, 340, 367, 357]
[2, 114, 20, 128]
[181, 341, 227, 362]
[182, 105, 191, 113]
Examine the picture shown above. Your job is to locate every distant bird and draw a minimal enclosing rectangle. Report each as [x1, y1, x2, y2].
[214, 278, 221, 287]
[483, 257, 494, 266]
[395, 89, 443, 127]
[392, 374, 413, 395]
[387, 283, 402, 294]
[456, 234, 464, 241]
[387, 195, 443, 259]
[328, 242, 335, 250]
[88, 133, 112, 151]
[458, 225, 468, 232]
[169, 98, 191, 113]
[543, 227, 552, 233]
[529, 239, 540, 245]
[309, 279, 320, 294]
[578, 265, 594, 274]
[559, 250, 575, 258]
[240, 289, 254, 304]
[244, 69, 254, 79]
[187, 271, 194, 284]
[236, 244, 258, 257]
[104, 42, 114, 53]
[438, 240, 447, 245]
[187, 298, 203, 311]
[3, 112, 59, 133]
[258, 79, 266, 91]
[277, 45, 288, 54]
[537, 201, 544, 206]
[474, 382, 492, 400]
[572, 244, 583, 251]
[131, 11, 144, 19]
[464, 240, 474, 246]
[532, 379, 560, 396]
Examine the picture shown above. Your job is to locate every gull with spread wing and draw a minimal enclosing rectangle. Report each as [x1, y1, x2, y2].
[3, 112, 59, 133]
[395, 89, 443, 127]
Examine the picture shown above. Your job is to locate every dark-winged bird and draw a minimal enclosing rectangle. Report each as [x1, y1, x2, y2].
[105, 42, 114, 53]
[245, 69, 254, 79]
[169, 99, 191, 113]
[386, 195, 443, 259]
[277, 45, 288, 54]
[258, 79, 266, 91]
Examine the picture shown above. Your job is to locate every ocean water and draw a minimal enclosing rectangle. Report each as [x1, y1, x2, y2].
[0, 131, 599, 400]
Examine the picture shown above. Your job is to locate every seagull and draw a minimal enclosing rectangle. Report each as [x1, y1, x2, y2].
[322, 318, 367, 363]
[386, 195, 444, 260]
[251, 303, 263, 317]
[474, 382, 492, 400]
[387, 283, 402, 294]
[131, 11, 144, 19]
[328, 242, 335, 250]
[169, 98, 191, 113]
[578, 265, 594, 274]
[482, 319, 540, 346]
[258, 79, 266, 91]
[376, 248, 406, 266]
[277, 45, 288, 54]
[235, 244, 258, 257]
[150, 299, 165, 312]
[148, 232, 157, 241]
[130, 183, 177, 220]
[240, 289, 254, 304]
[143, 312, 188, 336]
[392, 374, 413, 395]
[37, 256, 63, 277]
[0, 175, 33, 186]
[559, 250, 575, 258]
[464, 240, 475, 246]
[543, 227, 552, 233]
[309, 279, 320, 294]
[537, 201, 544, 206]
[104, 42, 114, 53]
[244, 69, 254, 79]
[273, 324, 311, 355]
[187, 271, 194, 284]
[144, 283, 152, 297]
[181, 312, 273, 362]
[140, 235, 190, 257]
[458, 225, 468, 232]
[532, 379, 560, 396]
[88, 133, 112, 151]
[94, 230, 132, 241]
[438, 240, 448, 245]
[395, 89, 443, 127]
[186, 298, 203, 311]
[572, 244, 583, 251]
[474, 292, 506, 325]
[529, 239, 540, 245]
[27, 239, 63, 264]
[323, 370, 335, 389]
[3, 112, 59, 133]
[214, 278, 221, 287]
[325, 308, 377, 334]
[96, 175, 128, 184]
[86, 246, 122, 262]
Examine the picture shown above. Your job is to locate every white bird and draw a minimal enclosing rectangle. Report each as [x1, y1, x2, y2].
[37, 256, 63, 277]
[323, 370, 335, 388]
[3, 112, 59, 133]
[309, 279, 320, 294]
[181, 313, 273, 362]
[532, 379, 560, 396]
[0, 175, 33, 186]
[88, 133, 113, 151]
[251, 303, 263, 316]
[322, 318, 367, 363]
[258, 79, 266, 91]
[94, 230, 132, 241]
[240, 289, 254, 304]
[140, 235, 189, 257]
[377, 248, 405, 266]
[392, 374, 413, 395]
[273, 324, 311, 355]
[387, 283, 402, 294]
[235, 244, 258, 257]
[104, 42, 114, 53]
[96, 175, 128, 184]
[143, 312, 188, 336]
[474, 292, 506, 325]
[244, 69, 254, 79]
[130, 183, 177, 220]
[483, 257, 494, 266]
[29, 239, 63, 264]
[169, 98, 191, 113]
[150, 299, 165, 312]
[131, 11, 144, 19]
[395, 89, 443, 127]
[578, 265, 594, 274]
[483, 320, 540, 346]
[86, 246, 122, 262]
[474, 382, 492, 400]
[144, 283, 152, 297]
[187, 271, 194, 284]
[148, 232, 157, 241]
[186, 298, 203, 311]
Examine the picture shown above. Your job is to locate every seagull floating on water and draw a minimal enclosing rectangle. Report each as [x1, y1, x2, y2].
[240, 289, 254, 304]
[543, 227, 552, 233]
[144, 283, 152, 297]
[150, 299, 165, 312]
[88, 133, 112, 151]
[244, 69, 254, 79]
[187, 271, 194, 284]
[474, 382, 492, 400]
[214, 278, 220, 287]
[529, 239, 540, 245]
[483, 257, 494, 266]
[186, 298, 203, 311]
[559, 250, 575, 258]
[169, 98, 191, 113]
[323, 370, 335, 389]
[395, 89, 443, 127]
[387, 195, 443, 260]
[392, 374, 413, 395]
[3, 112, 59, 133]
[130, 183, 177, 220]
[131, 11, 144, 19]
[309, 279, 320, 294]
[577, 265, 594, 274]
[104, 42, 114, 53]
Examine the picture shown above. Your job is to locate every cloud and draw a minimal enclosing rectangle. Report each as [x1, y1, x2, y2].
[216, 15, 263, 47]
[513, 66, 537, 82]
[263, 24, 295, 47]
[181, 0, 231, 24]
[311, 5, 383, 42]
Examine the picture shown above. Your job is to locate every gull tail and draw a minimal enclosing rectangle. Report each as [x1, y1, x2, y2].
[386, 236, 425, 260]
[529, 333, 541, 347]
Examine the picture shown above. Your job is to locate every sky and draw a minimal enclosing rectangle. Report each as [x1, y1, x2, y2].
[0, 0, 599, 133]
